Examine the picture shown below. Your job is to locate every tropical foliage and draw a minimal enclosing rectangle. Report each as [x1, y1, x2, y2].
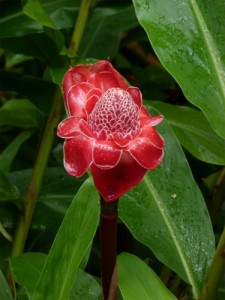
[0, 0, 224, 299]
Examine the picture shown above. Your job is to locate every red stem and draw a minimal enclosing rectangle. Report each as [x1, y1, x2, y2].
[100, 197, 118, 300]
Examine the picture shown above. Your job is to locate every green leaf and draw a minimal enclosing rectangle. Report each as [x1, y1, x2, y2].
[0, 170, 20, 201]
[49, 67, 69, 87]
[0, 269, 13, 300]
[118, 253, 176, 300]
[10, 253, 101, 300]
[70, 269, 101, 300]
[80, 5, 138, 59]
[119, 105, 215, 298]
[32, 178, 100, 300]
[10, 253, 47, 299]
[133, 0, 225, 138]
[0, 0, 79, 38]
[5, 52, 32, 68]
[0, 131, 34, 173]
[150, 101, 225, 165]
[44, 27, 65, 52]
[23, 0, 56, 29]
[0, 99, 42, 128]
[0, 72, 56, 113]
[1, 33, 64, 67]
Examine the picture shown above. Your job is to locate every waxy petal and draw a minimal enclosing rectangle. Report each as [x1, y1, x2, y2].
[88, 72, 122, 93]
[66, 82, 93, 117]
[128, 137, 164, 169]
[140, 115, 164, 127]
[96, 129, 108, 140]
[127, 87, 142, 108]
[85, 88, 102, 115]
[63, 66, 91, 98]
[64, 136, 93, 177]
[91, 152, 147, 202]
[79, 119, 94, 138]
[86, 88, 102, 101]
[90, 60, 129, 90]
[112, 132, 133, 147]
[139, 106, 163, 127]
[140, 126, 165, 149]
[57, 117, 80, 138]
[93, 141, 122, 170]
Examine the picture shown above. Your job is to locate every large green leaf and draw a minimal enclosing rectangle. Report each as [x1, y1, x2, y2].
[118, 253, 176, 300]
[150, 101, 225, 165]
[0, 269, 13, 300]
[119, 105, 215, 298]
[32, 178, 100, 300]
[133, 0, 225, 138]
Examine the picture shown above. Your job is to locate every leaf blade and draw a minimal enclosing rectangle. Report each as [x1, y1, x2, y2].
[118, 253, 176, 300]
[0, 131, 34, 173]
[133, 0, 225, 138]
[149, 101, 225, 165]
[32, 178, 100, 300]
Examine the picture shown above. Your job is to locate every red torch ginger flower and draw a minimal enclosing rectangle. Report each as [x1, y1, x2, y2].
[57, 60, 164, 202]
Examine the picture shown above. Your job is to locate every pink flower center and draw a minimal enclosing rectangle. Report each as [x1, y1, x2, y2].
[88, 88, 140, 137]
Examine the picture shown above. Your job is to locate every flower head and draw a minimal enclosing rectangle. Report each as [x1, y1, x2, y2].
[57, 60, 164, 201]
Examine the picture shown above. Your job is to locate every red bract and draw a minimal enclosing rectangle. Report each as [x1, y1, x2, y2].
[57, 60, 164, 202]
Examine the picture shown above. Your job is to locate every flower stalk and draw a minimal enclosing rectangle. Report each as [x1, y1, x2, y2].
[100, 197, 118, 300]
[69, 0, 94, 55]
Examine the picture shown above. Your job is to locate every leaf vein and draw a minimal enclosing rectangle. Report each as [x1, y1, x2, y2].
[143, 177, 199, 298]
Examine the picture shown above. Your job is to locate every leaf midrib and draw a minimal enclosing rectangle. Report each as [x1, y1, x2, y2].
[168, 120, 223, 143]
[189, 0, 225, 101]
[57, 208, 92, 299]
[143, 176, 199, 298]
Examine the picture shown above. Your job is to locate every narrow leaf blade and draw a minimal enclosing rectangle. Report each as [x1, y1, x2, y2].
[32, 178, 100, 300]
